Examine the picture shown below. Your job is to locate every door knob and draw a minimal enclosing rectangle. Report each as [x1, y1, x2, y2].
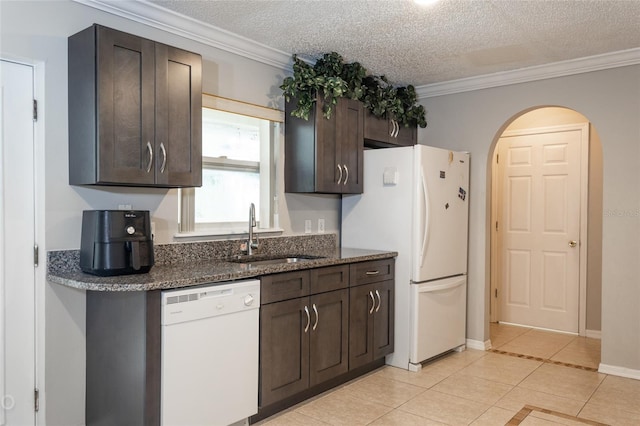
[569, 240, 578, 248]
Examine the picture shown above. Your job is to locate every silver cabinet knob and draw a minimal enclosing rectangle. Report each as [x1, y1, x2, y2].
[569, 240, 578, 248]
[126, 226, 135, 235]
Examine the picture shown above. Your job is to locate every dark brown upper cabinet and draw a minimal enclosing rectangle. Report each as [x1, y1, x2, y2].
[284, 96, 363, 194]
[363, 110, 417, 148]
[68, 24, 202, 188]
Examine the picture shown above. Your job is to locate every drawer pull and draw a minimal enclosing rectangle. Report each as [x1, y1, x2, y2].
[368, 291, 375, 314]
[312, 303, 319, 331]
[304, 305, 310, 333]
[365, 270, 380, 276]
[375, 290, 381, 312]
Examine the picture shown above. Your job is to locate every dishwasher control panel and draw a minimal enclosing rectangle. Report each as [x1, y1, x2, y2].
[161, 279, 260, 326]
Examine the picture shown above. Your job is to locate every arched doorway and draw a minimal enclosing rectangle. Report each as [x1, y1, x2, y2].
[488, 107, 603, 360]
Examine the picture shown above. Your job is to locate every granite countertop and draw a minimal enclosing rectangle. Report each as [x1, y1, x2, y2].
[48, 244, 397, 292]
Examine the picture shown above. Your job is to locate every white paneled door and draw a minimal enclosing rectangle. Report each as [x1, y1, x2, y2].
[1, 60, 36, 425]
[498, 125, 586, 333]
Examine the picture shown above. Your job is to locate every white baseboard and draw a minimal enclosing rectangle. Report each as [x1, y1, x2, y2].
[598, 363, 640, 380]
[466, 338, 491, 351]
[585, 329, 602, 339]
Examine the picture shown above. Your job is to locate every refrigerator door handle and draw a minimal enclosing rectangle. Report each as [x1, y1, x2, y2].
[415, 278, 464, 293]
[419, 169, 430, 267]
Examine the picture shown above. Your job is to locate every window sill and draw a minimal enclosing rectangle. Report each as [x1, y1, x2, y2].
[173, 227, 284, 241]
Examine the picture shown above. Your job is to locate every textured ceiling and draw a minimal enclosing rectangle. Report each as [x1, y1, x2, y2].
[147, 0, 640, 86]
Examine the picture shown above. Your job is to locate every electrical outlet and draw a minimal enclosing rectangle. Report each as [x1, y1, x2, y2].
[118, 204, 132, 210]
[318, 219, 325, 233]
[304, 220, 312, 234]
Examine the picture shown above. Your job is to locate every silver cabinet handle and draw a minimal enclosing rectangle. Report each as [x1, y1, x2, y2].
[343, 164, 349, 185]
[388, 120, 394, 138]
[368, 291, 375, 314]
[304, 305, 310, 333]
[569, 240, 578, 248]
[395, 120, 400, 137]
[312, 303, 319, 331]
[365, 270, 380, 276]
[145, 142, 153, 173]
[337, 164, 343, 184]
[159, 142, 167, 173]
[375, 290, 381, 312]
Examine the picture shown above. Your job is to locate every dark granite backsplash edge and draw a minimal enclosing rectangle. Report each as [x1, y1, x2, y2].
[48, 233, 338, 274]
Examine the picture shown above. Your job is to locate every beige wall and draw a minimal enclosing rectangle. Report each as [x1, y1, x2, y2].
[499, 107, 603, 332]
[420, 65, 640, 374]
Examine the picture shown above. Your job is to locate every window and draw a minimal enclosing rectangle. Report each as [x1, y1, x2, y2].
[179, 95, 283, 235]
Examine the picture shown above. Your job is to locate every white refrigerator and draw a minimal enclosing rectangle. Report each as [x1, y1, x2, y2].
[342, 145, 470, 371]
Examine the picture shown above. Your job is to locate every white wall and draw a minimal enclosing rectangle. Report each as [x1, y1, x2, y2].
[419, 65, 640, 372]
[0, 1, 339, 424]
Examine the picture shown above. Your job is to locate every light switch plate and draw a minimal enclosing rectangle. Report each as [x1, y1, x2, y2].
[304, 220, 312, 234]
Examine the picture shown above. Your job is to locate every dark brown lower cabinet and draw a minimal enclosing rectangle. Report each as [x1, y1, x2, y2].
[259, 289, 349, 407]
[254, 260, 395, 423]
[309, 289, 349, 385]
[85, 291, 161, 426]
[349, 280, 395, 370]
[259, 297, 309, 407]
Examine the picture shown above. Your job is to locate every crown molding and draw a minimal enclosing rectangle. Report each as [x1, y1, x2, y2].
[76, 1, 639, 99]
[74, 0, 292, 69]
[415, 48, 640, 99]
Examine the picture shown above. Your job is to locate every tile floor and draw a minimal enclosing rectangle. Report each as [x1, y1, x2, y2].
[257, 324, 640, 425]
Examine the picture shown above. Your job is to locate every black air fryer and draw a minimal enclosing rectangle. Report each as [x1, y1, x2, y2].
[80, 210, 154, 276]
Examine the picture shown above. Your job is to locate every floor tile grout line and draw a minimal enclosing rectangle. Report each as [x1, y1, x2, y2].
[576, 372, 610, 420]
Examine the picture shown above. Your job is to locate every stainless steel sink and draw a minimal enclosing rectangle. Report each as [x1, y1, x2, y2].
[228, 255, 324, 267]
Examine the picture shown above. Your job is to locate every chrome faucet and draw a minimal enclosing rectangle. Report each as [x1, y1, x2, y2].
[245, 202, 259, 255]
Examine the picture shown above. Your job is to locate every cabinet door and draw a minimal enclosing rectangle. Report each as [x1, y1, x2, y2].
[155, 44, 202, 187]
[373, 280, 395, 359]
[348, 283, 375, 369]
[96, 26, 155, 185]
[314, 96, 341, 193]
[260, 298, 309, 407]
[309, 289, 349, 386]
[394, 122, 417, 147]
[338, 98, 364, 194]
[363, 109, 391, 144]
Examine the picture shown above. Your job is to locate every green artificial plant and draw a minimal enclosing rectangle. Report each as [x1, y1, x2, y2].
[280, 52, 427, 128]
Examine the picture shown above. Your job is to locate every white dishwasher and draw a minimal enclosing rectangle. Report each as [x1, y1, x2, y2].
[161, 279, 260, 426]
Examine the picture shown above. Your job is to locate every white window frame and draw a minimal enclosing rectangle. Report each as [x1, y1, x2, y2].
[177, 94, 284, 237]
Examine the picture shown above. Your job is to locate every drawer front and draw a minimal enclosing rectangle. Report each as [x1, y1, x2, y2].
[349, 259, 395, 287]
[261, 270, 310, 304]
[310, 265, 349, 295]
